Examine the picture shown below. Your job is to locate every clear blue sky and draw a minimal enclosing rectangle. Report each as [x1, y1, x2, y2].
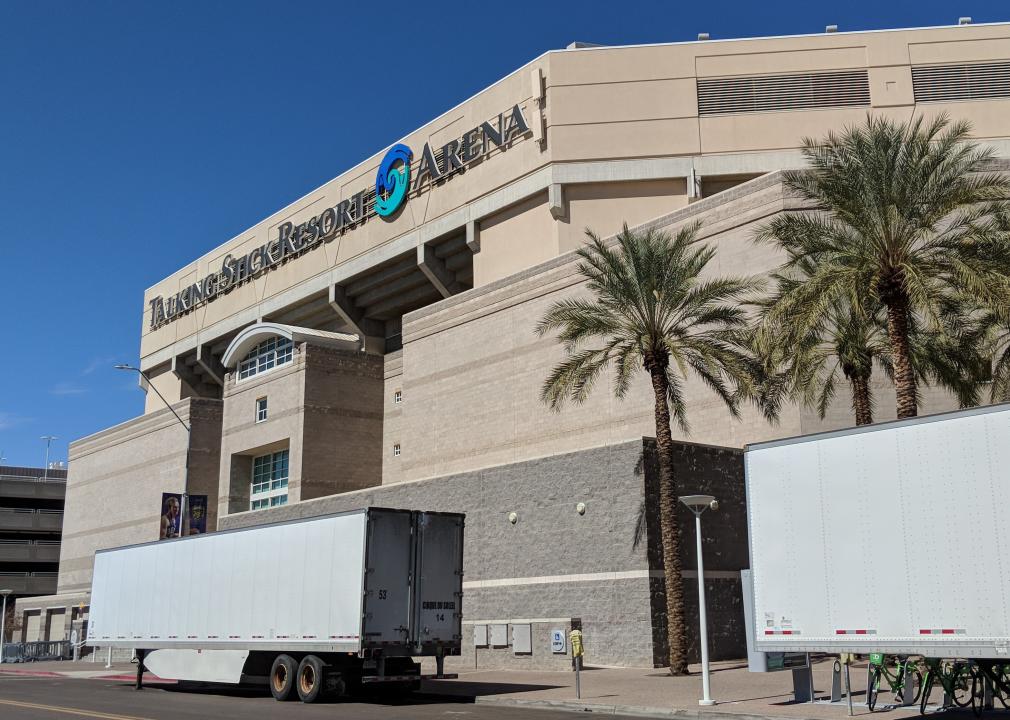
[0, 0, 1005, 467]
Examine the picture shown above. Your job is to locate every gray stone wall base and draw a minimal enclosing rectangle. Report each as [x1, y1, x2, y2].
[219, 437, 748, 669]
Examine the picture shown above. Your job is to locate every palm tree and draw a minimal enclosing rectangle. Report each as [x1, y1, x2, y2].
[536, 222, 760, 675]
[965, 309, 1010, 402]
[758, 114, 1010, 419]
[750, 265, 984, 426]
[750, 281, 879, 425]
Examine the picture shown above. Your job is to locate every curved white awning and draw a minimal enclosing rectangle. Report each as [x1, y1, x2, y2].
[221, 322, 359, 369]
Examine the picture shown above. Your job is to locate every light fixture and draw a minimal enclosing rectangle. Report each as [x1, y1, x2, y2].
[508, 512, 518, 525]
[576, 502, 586, 515]
[679, 494, 719, 705]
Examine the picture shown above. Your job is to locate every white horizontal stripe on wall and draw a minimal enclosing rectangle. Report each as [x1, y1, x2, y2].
[461, 569, 740, 589]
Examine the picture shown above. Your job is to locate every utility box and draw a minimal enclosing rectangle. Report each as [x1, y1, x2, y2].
[473, 624, 488, 647]
[512, 624, 532, 654]
[489, 624, 508, 647]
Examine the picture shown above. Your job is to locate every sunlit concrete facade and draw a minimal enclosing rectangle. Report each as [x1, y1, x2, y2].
[26, 22, 1010, 667]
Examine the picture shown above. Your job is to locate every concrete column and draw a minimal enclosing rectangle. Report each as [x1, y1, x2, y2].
[687, 167, 703, 202]
[417, 243, 461, 298]
[548, 183, 566, 220]
[328, 284, 383, 347]
[466, 220, 480, 254]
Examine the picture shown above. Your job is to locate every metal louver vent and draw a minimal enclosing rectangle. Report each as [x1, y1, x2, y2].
[697, 70, 870, 116]
[912, 61, 1010, 103]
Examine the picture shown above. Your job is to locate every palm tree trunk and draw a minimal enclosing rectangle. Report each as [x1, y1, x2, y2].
[646, 360, 688, 676]
[885, 298, 917, 419]
[850, 375, 873, 426]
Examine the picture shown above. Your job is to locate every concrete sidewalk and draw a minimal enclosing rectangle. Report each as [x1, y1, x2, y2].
[1, 656, 927, 719]
[420, 657, 924, 719]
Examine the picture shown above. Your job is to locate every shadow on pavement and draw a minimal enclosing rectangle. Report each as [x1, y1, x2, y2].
[141, 679, 563, 706]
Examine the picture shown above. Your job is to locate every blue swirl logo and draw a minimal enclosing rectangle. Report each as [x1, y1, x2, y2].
[375, 143, 413, 217]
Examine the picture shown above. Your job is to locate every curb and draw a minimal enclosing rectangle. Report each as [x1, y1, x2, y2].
[0, 669, 64, 678]
[473, 697, 824, 720]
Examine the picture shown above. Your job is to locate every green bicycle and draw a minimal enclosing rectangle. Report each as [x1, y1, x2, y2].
[868, 653, 922, 711]
[919, 658, 977, 714]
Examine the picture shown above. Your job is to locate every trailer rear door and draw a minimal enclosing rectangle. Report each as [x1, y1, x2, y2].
[412, 512, 464, 648]
[361, 509, 414, 647]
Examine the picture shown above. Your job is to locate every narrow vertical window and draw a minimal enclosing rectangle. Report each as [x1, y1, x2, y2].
[393, 444, 401, 457]
[250, 449, 289, 510]
[394, 389, 402, 404]
[255, 397, 268, 423]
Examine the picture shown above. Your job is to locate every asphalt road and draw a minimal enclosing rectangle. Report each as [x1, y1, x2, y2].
[0, 674, 612, 720]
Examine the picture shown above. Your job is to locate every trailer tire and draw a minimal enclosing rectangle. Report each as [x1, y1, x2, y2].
[270, 654, 298, 701]
[297, 655, 326, 704]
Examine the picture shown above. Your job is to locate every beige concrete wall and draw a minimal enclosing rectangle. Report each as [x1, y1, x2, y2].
[300, 345, 384, 499]
[56, 399, 222, 595]
[391, 172, 963, 483]
[140, 23, 1010, 410]
[391, 176, 798, 482]
[142, 363, 195, 415]
[382, 352, 404, 485]
[557, 179, 688, 254]
[218, 347, 306, 514]
[473, 191, 556, 287]
[218, 341, 384, 514]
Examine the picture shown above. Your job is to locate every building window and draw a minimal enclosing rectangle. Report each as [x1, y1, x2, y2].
[393, 444, 401, 457]
[394, 389, 402, 404]
[255, 397, 268, 423]
[250, 449, 289, 510]
[238, 336, 293, 381]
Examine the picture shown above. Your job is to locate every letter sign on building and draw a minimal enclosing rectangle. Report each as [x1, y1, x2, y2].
[147, 103, 532, 330]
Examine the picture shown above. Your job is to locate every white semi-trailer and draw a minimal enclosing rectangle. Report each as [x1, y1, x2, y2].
[746, 404, 1010, 659]
[87, 507, 464, 702]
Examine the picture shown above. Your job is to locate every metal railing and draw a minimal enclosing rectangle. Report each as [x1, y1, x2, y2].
[0, 539, 61, 562]
[0, 509, 63, 532]
[0, 475, 66, 484]
[1, 640, 72, 663]
[0, 572, 59, 594]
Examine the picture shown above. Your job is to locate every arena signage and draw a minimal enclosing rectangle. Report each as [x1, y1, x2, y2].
[148, 104, 531, 330]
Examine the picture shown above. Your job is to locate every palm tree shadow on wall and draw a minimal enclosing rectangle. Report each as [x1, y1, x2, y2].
[631, 442, 675, 667]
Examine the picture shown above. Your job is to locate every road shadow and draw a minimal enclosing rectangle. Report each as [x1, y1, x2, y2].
[133, 679, 564, 706]
[420, 679, 564, 698]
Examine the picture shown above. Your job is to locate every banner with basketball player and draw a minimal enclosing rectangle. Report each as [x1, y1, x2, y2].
[159, 493, 209, 539]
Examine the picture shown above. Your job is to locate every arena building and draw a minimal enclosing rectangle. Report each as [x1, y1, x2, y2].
[22, 21, 1010, 668]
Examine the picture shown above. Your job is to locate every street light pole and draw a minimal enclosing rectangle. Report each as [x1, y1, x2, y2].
[679, 494, 719, 707]
[40, 436, 57, 482]
[0, 589, 12, 664]
[115, 364, 191, 537]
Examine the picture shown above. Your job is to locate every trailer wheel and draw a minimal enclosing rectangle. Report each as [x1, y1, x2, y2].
[270, 654, 298, 701]
[297, 655, 326, 704]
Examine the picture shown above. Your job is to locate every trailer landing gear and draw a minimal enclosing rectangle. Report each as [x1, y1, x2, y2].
[135, 650, 146, 690]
